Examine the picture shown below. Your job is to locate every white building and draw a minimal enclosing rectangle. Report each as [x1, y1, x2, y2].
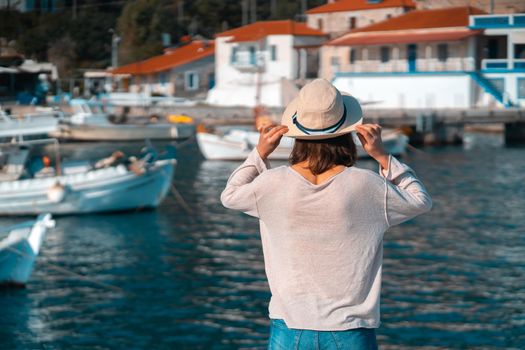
[469, 12, 525, 107]
[111, 40, 215, 99]
[306, 0, 416, 37]
[323, 6, 525, 109]
[206, 20, 326, 108]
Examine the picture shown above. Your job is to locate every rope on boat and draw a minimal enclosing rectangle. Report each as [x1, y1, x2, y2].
[6, 247, 124, 293]
[406, 143, 427, 154]
[170, 184, 194, 215]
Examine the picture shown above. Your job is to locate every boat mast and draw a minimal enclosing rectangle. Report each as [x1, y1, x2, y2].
[253, 31, 265, 128]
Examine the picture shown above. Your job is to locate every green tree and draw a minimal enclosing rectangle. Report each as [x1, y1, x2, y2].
[117, 0, 184, 65]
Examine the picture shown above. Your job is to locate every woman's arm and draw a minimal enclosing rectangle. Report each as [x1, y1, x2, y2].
[356, 124, 432, 227]
[220, 125, 288, 217]
[380, 155, 432, 227]
[220, 148, 269, 217]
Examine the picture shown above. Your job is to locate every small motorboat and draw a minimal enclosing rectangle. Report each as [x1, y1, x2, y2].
[196, 128, 409, 161]
[0, 213, 55, 287]
[0, 107, 59, 140]
[0, 140, 176, 215]
[49, 99, 195, 141]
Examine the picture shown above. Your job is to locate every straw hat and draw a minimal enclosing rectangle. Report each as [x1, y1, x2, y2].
[281, 79, 363, 140]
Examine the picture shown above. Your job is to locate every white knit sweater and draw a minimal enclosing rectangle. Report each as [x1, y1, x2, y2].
[221, 149, 432, 331]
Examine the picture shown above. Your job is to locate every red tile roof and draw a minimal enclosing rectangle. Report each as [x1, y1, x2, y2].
[216, 20, 326, 42]
[111, 40, 214, 75]
[328, 28, 481, 46]
[326, 6, 485, 46]
[306, 0, 416, 14]
[353, 6, 486, 33]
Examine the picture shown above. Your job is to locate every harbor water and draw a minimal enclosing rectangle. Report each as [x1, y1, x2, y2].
[0, 133, 524, 349]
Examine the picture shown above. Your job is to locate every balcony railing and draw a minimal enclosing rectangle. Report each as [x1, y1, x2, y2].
[469, 14, 525, 28]
[482, 58, 525, 70]
[342, 57, 475, 73]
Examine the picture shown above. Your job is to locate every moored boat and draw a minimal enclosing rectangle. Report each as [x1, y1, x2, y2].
[196, 128, 409, 161]
[49, 99, 195, 141]
[0, 213, 55, 287]
[0, 157, 175, 215]
[0, 108, 59, 140]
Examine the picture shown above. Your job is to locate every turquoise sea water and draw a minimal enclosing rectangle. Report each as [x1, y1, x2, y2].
[0, 134, 524, 349]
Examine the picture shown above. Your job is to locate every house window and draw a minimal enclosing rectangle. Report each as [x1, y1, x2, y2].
[380, 46, 390, 63]
[271, 45, 277, 61]
[231, 47, 238, 64]
[249, 46, 257, 65]
[518, 78, 525, 99]
[349, 17, 356, 30]
[159, 72, 167, 86]
[349, 48, 356, 64]
[185, 71, 199, 91]
[331, 56, 340, 66]
[514, 44, 525, 59]
[438, 44, 448, 62]
[318, 18, 323, 31]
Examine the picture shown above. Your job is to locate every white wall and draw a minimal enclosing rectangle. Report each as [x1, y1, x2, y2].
[208, 34, 322, 107]
[333, 73, 474, 108]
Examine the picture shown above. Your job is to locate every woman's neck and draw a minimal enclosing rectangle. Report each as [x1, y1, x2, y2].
[291, 161, 346, 185]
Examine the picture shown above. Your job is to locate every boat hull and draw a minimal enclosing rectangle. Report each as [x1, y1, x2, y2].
[0, 214, 53, 286]
[197, 131, 409, 161]
[0, 160, 175, 215]
[49, 123, 195, 141]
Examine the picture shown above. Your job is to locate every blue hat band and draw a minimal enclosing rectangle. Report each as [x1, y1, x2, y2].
[291, 104, 347, 136]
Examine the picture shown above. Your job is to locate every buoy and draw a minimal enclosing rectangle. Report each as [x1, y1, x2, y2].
[196, 123, 208, 133]
[47, 182, 66, 203]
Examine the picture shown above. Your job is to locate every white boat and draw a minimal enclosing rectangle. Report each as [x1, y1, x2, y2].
[0, 143, 31, 181]
[103, 93, 198, 107]
[0, 107, 58, 139]
[49, 99, 195, 141]
[196, 129, 409, 160]
[0, 154, 175, 215]
[0, 213, 55, 287]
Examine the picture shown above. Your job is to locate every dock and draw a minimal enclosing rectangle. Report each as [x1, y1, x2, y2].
[4, 103, 525, 145]
[167, 105, 525, 146]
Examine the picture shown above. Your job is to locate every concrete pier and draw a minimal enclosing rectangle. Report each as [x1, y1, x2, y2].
[4, 103, 525, 145]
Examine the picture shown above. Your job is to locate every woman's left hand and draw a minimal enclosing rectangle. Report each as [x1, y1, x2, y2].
[356, 124, 390, 170]
[256, 124, 289, 160]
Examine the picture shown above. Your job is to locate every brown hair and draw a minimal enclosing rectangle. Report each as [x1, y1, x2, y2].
[289, 133, 357, 175]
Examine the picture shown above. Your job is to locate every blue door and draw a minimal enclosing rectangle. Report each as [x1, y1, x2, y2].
[208, 73, 215, 89]
[407, 44, 417, 72]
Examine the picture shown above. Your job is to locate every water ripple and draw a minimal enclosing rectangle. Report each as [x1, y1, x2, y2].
[0, 140, 524, 349]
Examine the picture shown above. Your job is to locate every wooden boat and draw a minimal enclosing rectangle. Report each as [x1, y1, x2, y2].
[196, 128, 409, 161]
[49, 99, 195, 141]
[0, 214, 55, 287]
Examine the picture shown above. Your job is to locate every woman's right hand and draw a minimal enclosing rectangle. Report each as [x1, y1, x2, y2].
[356, 124, 390, 169]
[256, 124, 289, 160]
